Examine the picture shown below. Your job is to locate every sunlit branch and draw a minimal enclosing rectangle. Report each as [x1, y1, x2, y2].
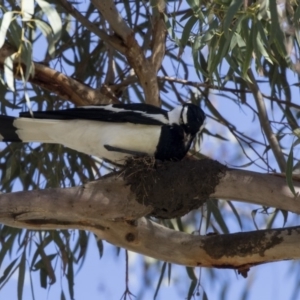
[92, 0, 161, 106]
[1, 168, 300, 269]
[0, 43, 117, 105]
[149, 0, 166, 72]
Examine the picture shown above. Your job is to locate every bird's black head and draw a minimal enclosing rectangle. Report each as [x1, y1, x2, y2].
[180, 103, 206, 136]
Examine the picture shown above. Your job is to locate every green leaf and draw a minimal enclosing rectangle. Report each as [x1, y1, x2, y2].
[293, 128, 300, 139]
[202, 290, 209, 300]
[0, 258, 18, 285]
[269, 1, 288, 61]
[154, 262, 166, 299]
[39, 269, 47, 289]
[266, 209, 277, 229]
[255, 21, 272, 64]
[181, 16, 198, 48]
[223, 0, 242, 36]
[0, 11, 14, 48]
[205, 200, 212, 231]
[227, 201, 242, 229]
[186, 0, 200, 11]
[21, 0, 35, 21]
[186, 267, 197, 281]
[251, 209, 259, 230]
[286, 145, 297, 196]
[208, 33, 228, 75]
[293, 138, 300, 147]
[77, 230, 88, 262]
[153, 262, 167, 299]
[35, 0, 62, 43]
[0, 228, 19, 266]
[18, 251, 26, 300]
[209, 15, 245, 75]
[187, 279, 197, 300]
[179, 10, 194, 22]
[242, 22, 254, 77]
[176, 217, 184, 231]
[33, 19, 55, 57]
[6, 17, 22, 48]
[4, 53, 16, 91]
[67, 254, 74, 300]
[28, 265, 36, 300]
[209, 200, 229, 234]
[21, 40, 34, 81]
[96, 238, 104, 259]
[163, 13, 181, 46]
[167, 263, 172, 285]
[32, 253, 57, 271]
[61, 291, 66, 300]
[280, 209, 288, 227]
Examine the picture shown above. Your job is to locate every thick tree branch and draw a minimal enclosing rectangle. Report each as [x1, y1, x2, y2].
[0, 43, 118, 105]
[5, 214, 300, 270]
[150, 19, 166, 72]
[92, 0, 161, 106]
[91, 0, 132, 41]
[213, 169, 300, 212]
[1, 160, 300, 270]
[149, 0, 166, 72]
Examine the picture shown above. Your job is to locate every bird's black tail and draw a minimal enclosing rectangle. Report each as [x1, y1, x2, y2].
[0, 116, 22, 142]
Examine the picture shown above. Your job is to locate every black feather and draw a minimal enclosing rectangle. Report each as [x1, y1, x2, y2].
[19, 104, 168, 126]
[155, 125, 190, 161]
[0, 116, 21, 142]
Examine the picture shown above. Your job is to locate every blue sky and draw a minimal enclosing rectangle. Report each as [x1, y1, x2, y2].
[1, 1, 300, 299]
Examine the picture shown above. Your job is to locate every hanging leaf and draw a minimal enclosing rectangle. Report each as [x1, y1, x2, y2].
[35, 0, 62, 42]
[4, 52, 16, 91]
[0, 11, 14, 48]
[21, 0, 34, 22]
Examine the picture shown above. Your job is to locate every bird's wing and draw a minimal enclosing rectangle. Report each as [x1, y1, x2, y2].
[19, 104, 169, 126]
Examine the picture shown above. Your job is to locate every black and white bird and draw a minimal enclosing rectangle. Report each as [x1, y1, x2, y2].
[0, 103, 205, 164]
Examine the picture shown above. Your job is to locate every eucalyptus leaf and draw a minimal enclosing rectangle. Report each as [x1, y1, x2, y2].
[0, 11, 14, 48]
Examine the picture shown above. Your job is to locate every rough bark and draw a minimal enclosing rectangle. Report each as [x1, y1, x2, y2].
[91, 0, 163, 106]
[1, 159, 300, 271]
[0, 43, 117, 105]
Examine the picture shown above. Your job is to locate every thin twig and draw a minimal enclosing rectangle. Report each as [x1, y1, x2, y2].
[0, 43, 115, 105]
[58, 0, 126, 54]
[247, 69, 286, 172]
[158, 76, 300, 110]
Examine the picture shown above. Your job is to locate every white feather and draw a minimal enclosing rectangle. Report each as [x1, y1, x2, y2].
[167, 105, 183, 125]
[13, 118, 161, 163]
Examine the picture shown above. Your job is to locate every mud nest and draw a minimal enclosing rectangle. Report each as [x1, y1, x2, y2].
[122, 157, 227, 219]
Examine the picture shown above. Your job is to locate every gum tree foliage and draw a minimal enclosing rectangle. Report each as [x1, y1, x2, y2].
[0, 0, 300, 299]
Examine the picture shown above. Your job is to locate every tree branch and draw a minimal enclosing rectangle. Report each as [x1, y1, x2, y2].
[247, 70, 287, 172]
[0, 43, 119, 105]
[58, 0, 127, 54]
[91, 0, 132, 41]
[157, 76, 300, 110]
[149, 0, 166, 72]
[92, 0, 161, 106]
[1, 160, 300, 270]
[213, 169, 300, 212]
